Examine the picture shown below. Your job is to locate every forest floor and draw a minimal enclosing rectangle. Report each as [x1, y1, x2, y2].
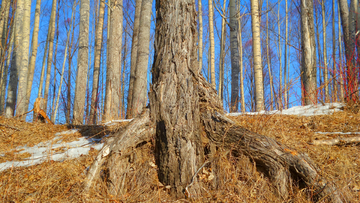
[0, 103, 359, 202]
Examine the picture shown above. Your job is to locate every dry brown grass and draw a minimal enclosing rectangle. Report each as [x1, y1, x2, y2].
[0, 107, 359, 202]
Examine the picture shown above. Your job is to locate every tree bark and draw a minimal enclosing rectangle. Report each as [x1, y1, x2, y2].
[278, 0, 283, 110]
[332, 0, 337, 102]
[73, 0, 90, 124]
[266, 0, 274, 111]
[130, 0, 152, 118]
[198, 0, 203, 72]
[321, 0, 329, 102]
[238, 8, 245, 113]
[208, 0, 215, 88]
[126, 0, 142, 119]
[301, 0, 317, 105]
[229, 0, 240, 112]
[218, 0, 226, 101]
[90, 0, 105, 124]
[104, 0, 123, 122]
[251, 0, 264, 111]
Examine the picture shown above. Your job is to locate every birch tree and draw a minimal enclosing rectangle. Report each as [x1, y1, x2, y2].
[251, 0, 264, 111]
[73, 0, 90, 124]
[127, 0, 142, 118]
[301, 0, 317, 105]
[321, 0, 329, 102]
[208, 0, 215, 88]
[104, 0, 123, 122]
[129, 0, 152, 118]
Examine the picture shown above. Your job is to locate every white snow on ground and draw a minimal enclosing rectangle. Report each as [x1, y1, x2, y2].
[228, 103, 344, 117]
[0, 103, 348, 172]
[0, 133, 104, 172]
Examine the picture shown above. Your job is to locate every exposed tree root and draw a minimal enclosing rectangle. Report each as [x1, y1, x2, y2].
[84, 75, 344, 202]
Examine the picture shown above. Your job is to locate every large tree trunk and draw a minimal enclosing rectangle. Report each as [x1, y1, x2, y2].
[84, 0, 343, 201]
[104, 0, 123, 122]
[229, 0, 240, 112]
[73, 0, 90, 124]
[129, 0, 152, 118]
[301, 0, 317, 105]
[126, 0, 142, 119]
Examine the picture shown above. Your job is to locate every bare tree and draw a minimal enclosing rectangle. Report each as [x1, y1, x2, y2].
[229, 0, 239, 112]
[129, 0, 152, 118]
[127, 0, 142, 119]
[321, 0, 329, 102]
[266, 0, 274, 110]
[301, 0, 317, 105]
[73, 0, 90, 124]
[218, 0, 226, 101]
[104, 0, 123, 122]
[251, 0, 264, 111]
[198, 0, 203, 71]
[208, 0, 215, 88]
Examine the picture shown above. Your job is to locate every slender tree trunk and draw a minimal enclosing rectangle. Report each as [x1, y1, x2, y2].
[278, 0, 283, 110]
[284, 0, 288, 109]
[130, 0, 152, 117]
[89, 0, 105, 124]
[321, 0, 329, 102]
[218, 0, 226, 100]
[5, 0, 23, 118]
[0, 0, 11, 114]
[73, 0, 90, 124]
[266, 0, 274, 111]
[198, 0, 203, 72]
[149, 0, 203, 197]
[25, 0, 41, 113]
[349, 0, 358, 96]
[332, 0, 337, 102]
[238, 16, 245, 112]
[301, 0, 317, 105]
[43, 0, 57, 112]
[338, 3, 345, 102]
[208, 0, 215, 88]
[104, 0, 123, 122]
[51, 0, 60, 118]
[127, 0, 142, 118]
[229, 0, 239, 112]
[251, 0, 264, 112]
[53, 0, 75, 123]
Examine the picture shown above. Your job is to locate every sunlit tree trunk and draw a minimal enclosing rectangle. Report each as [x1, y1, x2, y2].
[238, 15, 245, 112]
[338, 2, 345, 102]
[277, 0, 283, 110]
[104, 0, 123, 122]
[349, 0, 358, 94]
[208, 0, 215, 88]
[251, 0, 264, 111]
[25, 0, 41, 113]
[89, 0, 105, 124]
[43, 0, 57, 112]
[130, 0, 152, 117]
[321, 0, 329, 102]
[284, 0, 288, 109]
[127, 0, 142, 118]
[301, 0, 317, 105]
[229, 0, 239, 112]
[332, 0, 337, 102]
[149, 0, 203, 197]
[218, 0, 226, 100]
[198, 0, 203, 71]
[73, 0, 90, 124]
[266, 0, 274, 111]
[0, 0, 11, 114]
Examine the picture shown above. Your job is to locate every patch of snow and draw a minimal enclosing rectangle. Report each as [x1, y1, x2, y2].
[103, 119, 133, 126]
[55, 129, 79, 136]
[0, 135, 104, 172]
[228, 103, 344, 117]
[315, 132, 360, 135]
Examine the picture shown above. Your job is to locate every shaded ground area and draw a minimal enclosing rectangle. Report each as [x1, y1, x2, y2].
[0, 104, 359, 202]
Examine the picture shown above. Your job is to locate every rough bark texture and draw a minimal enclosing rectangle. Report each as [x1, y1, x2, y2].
[104, 0, 123, 122]
[198, 0, 203, 71]
[148, 0, 204, 197]
[130, 0, 152, 118]
[229, 0, 240, 112]
[301, 0, 317, 105]
[73, 0, 90, 124]
[251, 0, 264, 112]
[126, 0, 142, 119]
